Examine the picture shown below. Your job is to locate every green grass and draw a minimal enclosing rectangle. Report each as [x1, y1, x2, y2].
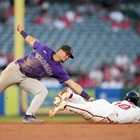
[0, 115, 84, 122]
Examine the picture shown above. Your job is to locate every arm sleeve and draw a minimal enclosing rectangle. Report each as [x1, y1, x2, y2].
[33, 41, 45, 50]
[56, 70, 71, 83]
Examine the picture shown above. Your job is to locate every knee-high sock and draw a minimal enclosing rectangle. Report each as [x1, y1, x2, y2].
[69, 93, 87, 105]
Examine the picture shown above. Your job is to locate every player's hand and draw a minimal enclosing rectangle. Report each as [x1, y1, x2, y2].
[88, 96, 94, 102]
[17, 24, 24, 33]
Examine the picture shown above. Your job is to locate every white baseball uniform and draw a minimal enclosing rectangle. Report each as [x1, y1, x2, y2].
[112, 100, 140, 123]
[64, 93, 118, 123]
[64, 93, 140, 123]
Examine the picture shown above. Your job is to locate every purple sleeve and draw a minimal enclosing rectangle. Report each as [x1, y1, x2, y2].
[33, 41, 46, 50]
[56, 70, 71, 83]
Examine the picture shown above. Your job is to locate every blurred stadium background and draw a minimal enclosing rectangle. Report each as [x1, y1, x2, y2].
[0, 0, 140, 120]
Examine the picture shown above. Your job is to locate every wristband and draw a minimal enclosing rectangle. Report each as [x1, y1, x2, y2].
[20, 30, 28, 39]
[80, 90, 90, 100]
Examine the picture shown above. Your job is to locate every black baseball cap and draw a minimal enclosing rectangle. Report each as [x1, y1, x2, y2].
[60, 45, 74, 59]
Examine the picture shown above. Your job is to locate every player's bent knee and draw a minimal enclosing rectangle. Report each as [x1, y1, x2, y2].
[33, 86, 48, 96]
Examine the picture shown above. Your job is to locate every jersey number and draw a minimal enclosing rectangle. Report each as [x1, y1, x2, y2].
[115, 102, 131, 110]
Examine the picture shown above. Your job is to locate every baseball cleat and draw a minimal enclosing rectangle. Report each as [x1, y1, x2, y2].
[23, 114, 44, 124]
[49, 100, 67, 118]
[49, 87, 72, 118]
[54, 87, 73, 105]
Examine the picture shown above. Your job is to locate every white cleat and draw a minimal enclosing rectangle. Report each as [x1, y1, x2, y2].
[53, 87, 73, 105]
[49, 87, 72, 118]
[48, 100, 67, 118]
[48, 105, 59, 118]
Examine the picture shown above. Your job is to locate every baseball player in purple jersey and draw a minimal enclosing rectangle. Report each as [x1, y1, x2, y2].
[0, 24, 94, 123]
[49, 88, 140, 123]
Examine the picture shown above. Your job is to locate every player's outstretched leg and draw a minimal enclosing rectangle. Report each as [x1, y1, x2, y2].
[49, 87, 78, 118]
[20, 79, 48, 124]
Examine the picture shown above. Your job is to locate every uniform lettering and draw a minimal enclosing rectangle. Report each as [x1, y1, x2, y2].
[36, 53, 53, 76]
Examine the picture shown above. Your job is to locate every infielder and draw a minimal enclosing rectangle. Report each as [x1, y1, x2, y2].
[0, 24, 94, 123]
[49, 87, 140, 123]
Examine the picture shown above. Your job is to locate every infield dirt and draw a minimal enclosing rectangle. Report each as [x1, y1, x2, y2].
[0, 121, 139, 140]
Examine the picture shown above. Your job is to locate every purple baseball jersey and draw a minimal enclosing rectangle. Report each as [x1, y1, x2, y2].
[17, 41, 70, 83]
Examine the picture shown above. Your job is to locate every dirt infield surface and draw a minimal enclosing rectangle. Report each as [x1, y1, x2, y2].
[0, 121, 140, 140]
